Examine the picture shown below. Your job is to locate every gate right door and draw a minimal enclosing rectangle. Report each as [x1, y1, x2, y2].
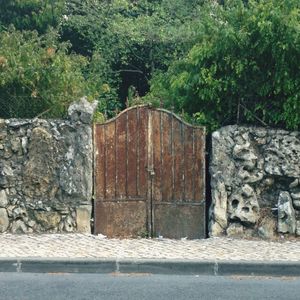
[150, 109, 206, 239]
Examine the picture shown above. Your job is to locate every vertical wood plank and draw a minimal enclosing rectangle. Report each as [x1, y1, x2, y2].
[184, 126, 194, 202]
[152, 110, 162, 202]
[173, 119, 183, 201]
[127, 108, 138, 197]
[194, 128, 206, 201]
[94, 124, 105, 201]
[138, 107, 148, 198]
[181, 123, 185, 202]
[161, 113, 173, 202]
[116, 113, 127, 199]
[105, 122, 116, 200]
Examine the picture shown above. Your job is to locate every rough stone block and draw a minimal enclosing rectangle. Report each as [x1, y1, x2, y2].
[0, 190, 8, 208]
[34, 211, 61, 230]
[278, 192, 296, 234]
[68, 97, 98, 124]
[76, 206, 92, 233]
[258, 214, 276, 239]
[210, 125, 300, 239]
[0, 208, 9, 232]
[226, 223, 244, 237]
[0, 100, 94, 233]
[296, 221, 300, 236]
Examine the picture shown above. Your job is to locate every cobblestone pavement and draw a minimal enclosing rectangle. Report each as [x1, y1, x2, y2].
[0, 234, 299, 261]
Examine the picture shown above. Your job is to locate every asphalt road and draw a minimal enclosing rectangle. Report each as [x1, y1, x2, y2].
[0, 273, 299, 300]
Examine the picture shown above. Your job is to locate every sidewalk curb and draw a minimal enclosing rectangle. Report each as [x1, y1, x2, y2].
[0, 258, 299, 276]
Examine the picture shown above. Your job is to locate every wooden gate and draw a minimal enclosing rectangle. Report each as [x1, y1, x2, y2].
[94, 106, 206, 239]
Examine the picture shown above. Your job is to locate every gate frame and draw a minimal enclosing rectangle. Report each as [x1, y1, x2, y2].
[93, 105, 206, 238]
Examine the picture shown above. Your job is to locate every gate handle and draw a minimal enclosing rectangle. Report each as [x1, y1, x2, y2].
[146, 167, 155, 177]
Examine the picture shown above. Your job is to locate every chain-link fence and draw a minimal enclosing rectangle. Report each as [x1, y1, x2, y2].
[0, 94, 53, 119]
[0, 96, 26, 119]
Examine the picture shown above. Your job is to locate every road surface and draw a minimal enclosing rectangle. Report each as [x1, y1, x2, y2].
[0, 273, 299, 300]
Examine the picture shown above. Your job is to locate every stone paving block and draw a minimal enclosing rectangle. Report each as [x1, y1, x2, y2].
[0, 234, 299, 262]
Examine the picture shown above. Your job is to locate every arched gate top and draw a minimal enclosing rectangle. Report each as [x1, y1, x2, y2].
[96, 105, 206, 132]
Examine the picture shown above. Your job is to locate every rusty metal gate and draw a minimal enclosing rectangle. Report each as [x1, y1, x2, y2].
[93, 106, 206, 239]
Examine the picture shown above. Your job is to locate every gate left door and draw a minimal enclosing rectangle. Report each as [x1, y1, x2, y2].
[93, 106, 150, 237]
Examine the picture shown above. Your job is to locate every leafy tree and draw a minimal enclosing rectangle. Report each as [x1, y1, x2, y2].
[0, 0, 64, 33]
[0, 28, 118, 118]
[60, 0, 205, 101]
[147, 0, 300, 131]
[0, 0, 207, 118]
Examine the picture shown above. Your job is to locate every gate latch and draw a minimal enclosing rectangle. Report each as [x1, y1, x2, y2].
[147, 167, 155, 177]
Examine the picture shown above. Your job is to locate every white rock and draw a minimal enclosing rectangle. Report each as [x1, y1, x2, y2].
[0, 190, 8, 207]
[278, 192, 296, 234]
[0, 208, 9, 232]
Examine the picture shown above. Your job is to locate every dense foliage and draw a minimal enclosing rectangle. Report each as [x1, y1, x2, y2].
[0, 0, 64, 33]
[0, 0, 299, 131]
[61, 0, 204, 100]
[0, 0, 204, 119]
[0, 28, 118, 118]
[147, 0, 300, 130]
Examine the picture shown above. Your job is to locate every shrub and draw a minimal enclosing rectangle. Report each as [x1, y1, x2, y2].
[147, 0, 300, 131]
[0, 28, 119, 118]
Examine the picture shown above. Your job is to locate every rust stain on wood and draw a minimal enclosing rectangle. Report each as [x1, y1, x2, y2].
[153, 203, 206, 239]
[95, 201, 147, 238]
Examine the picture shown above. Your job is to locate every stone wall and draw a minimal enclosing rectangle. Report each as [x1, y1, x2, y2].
[209, 125, 300, 239]
[2, 102, 300, 238]
[0, 99, 96, 233]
